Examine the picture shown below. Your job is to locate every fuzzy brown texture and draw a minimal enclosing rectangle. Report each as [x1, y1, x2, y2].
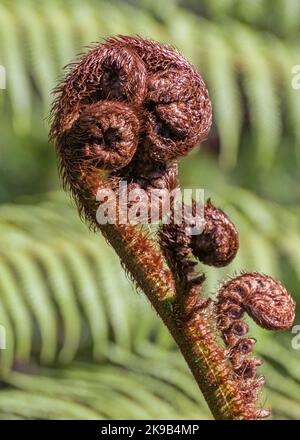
[217, 273, 296, 333]
[191, 199, 239, 267]
[49, 35, 211, 306]
[159, 199, 239, 297]
[215, 272, 296, 418]
[49, 35, 212, 226]
[159, 218, 209, 322]
[68, 101, 140, 171]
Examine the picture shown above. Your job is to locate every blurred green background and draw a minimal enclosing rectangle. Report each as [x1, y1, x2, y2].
[0, 0, 299, 420]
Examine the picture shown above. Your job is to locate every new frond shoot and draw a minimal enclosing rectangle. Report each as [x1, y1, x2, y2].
[50, 36, 295, 420]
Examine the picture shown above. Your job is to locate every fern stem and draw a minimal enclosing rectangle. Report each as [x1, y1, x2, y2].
[100, 223, 243, 420]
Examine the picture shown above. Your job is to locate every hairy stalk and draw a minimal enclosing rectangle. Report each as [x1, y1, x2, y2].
[100, 223, 249, 420]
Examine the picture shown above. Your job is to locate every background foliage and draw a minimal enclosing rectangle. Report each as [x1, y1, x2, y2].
[0, 0, 299, 419]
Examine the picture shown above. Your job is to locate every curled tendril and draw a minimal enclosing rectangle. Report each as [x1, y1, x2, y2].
[66, 101, 140, 171]
[190, 199, 239, 267]
[215, 272, 295, 418]
[217, 273, 296, 333]
[96, 44, 147, 103]
[159, 199, 239, 287]
[144, 68, 211, 161]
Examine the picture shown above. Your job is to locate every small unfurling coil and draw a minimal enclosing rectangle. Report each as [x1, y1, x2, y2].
[216, 273, 296, 418]
[190, 200, 239, 267]
[66, 101, 140, 171]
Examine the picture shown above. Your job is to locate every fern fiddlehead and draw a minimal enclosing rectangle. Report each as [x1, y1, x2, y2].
[50, 36, 295, 420]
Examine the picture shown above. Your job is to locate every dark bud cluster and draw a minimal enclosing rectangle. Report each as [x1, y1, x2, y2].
[50, 35, 212, 223]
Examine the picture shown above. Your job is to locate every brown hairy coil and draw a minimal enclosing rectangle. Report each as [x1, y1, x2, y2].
[191, 199, 239, 267]
[144, 68, 211, 161]
[215, 272, 296, 418]
[217, 273, 296, 333]
[67, 101, 140, 171]
[49, 35, 212, 226]
[159, 199, 238, 284]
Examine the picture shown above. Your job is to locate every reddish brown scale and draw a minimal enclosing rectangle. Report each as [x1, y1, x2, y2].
[96, 45, 147, 103]
[120, 151, 178, 191]
[159, 198, 241, 328]
[159, 221, 199, 286]
[228, 338, 257, 369]
[159, 199, 239, 295]
[223, 321, 249, 346]
[217, 303, 244, 332]
[113, 36, 212, 162]
[159, 215, 210, 323]
[235, 358, 263, 379]
[191, 200, 239, 267]
[237, 374, 266, 410]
